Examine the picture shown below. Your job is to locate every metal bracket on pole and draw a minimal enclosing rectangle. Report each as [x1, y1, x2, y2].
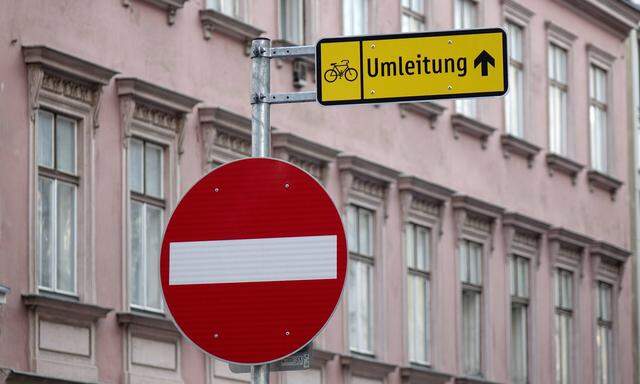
[268, 91, 316, 104]
[269, 45, 315, 58]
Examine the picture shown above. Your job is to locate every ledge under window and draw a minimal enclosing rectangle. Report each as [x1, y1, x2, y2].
[340, 354, 396, 380]
[500, 134, 540, 168]
[399, 102, 446, 126]
[22, 293, 111, 322]
[454, 376, 501, 384]
[0, 369, 98, 384]
[401, 365, 452, 384]
[123, 0, 189, 25]
[116, 311, 179, 334]
[587, 169, 622, 201]
[545, 153, 584, 185]
[451, 114, 495, 149]
[200, 9, 264, 42]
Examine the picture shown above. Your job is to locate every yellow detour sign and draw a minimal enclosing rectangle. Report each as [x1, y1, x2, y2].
[315, 28, 507, 106]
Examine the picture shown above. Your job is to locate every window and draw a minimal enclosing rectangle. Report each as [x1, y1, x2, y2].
[590, 65, 608, 173]
[460, 239, 482, 376]
[510, 255, 529, 384]
[406, 223, 430, 365]
[505, 22, 524, 137]
[401, 0, 425, 32]
[549, 44, 568, 155]
[343, 0, 368, 36]
[454, 0, 477, 117]
[347, 204, 374, 354]
[555, 268, 573, 384]
[280, 0, 305, 45]
[37, 110, 78, 295]
[206, 0, 240, 18]
[596, 282, 613, 384]
[129, 138, 165, 312]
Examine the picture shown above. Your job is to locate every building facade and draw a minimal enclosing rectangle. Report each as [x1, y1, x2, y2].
[0, 1, 639, 384]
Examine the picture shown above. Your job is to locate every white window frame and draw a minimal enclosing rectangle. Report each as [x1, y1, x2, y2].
[586, 45, 614, 175]
[546, 22, 576, 158]
[554, 267, 574, 384]
[342, 0, 372, 36]
[401, 0, 426, 33]
[279, 0, 306, 45]
[205, 0, 248, 21]
[595, 281, 614, 384]
[453, 0, 480, 118]
[509, 253, 530, 384]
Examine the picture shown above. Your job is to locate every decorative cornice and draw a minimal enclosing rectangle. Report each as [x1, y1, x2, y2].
[340, 354, 396, 380]
[398, 175, 454, 236]
[199, 107, 253, 166]
[400, 366, 452, 384]
[116, 77, 200, 115]
[587, 170, 622, 201]
[551, 0, 640, 37]
[545, 21, 577, 46]
[502, 212, 550, 266]
[590, 241, 630, 289]
[454, 376, 502, 384]
[337, 155, 400, 185]
[199, 9, 264, 42]
[587, 43, 616, 66]
[123, 0, 189, 25]
[451, 114, 496, 149]
[399, 102, 446, 125]
[590, 241, 630, 265]
[502, 0, 534, 24]
[0, 369, 98, 384]
[546, 153, 584, 185]
[116, 311, 180, 335]
[500, 134, 540, 168]
[548, 227, 593, 276]
[272, 132, 340, 181]
[452, 195, 504, 251]
[451, 195, 504, 221]
[548, 227, 593, 249]
[22, 293, 111, 322]
[311, 348, 336, 368]
[338, 155, 400, 214]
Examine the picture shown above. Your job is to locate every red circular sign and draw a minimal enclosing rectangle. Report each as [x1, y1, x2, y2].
[160, 158, 347, 364]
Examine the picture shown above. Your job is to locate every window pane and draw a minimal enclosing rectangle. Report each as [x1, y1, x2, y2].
[510, 255, 517, 296]
[37, 110, 54, 168]
[470, 242, 482, 285]
[459, 240, 468, 282]
[462, 290, 481, 375]
[55, 116, 76, 174]
[37, 177, 55, 289]
[517, 257, 529, 298]
[56, 181, 76, 293]
[407, 273, 416, 360]
[145, 143, 163, 198]
[130, 201, 144, 306]
[598, 283, 612, 321]
[405, 224, 415, 269]
[416, 226, 429, 271]
[597, 325, 612, 384]
[508, 23, 523, 62]
[358, 208, 372, 256]
[409, 274, 428, 363]
[282, 0, 304, 44]
[129, 139, 144, 193]
[146, 205, 163, 309]
[349, 259, 373, 353]
[511, 304, 528, 384]
[347, 205, 358, 253]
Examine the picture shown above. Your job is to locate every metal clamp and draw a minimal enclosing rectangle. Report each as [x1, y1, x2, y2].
[268, 92, 317, 104]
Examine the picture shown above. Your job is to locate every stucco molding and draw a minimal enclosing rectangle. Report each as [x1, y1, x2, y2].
[546, 153, 584, 185]
[450, 114, 496, 150]
[586, 170, 622, 201]
[589, 241, 630, 289]
[400, 366, 452, 384]
[337, 155, 400, 218]
[545, 21, 577, 47]
[551, 0, 640, 37]
[272, 132, 340, 182]
[399, 102, 446, 126]
[339, 354, 396, 380]
[454, 376, 502, 384]
[199, 107, 257, 170]
[199, 9, 264, 43]
[502, 212, 550, 267]
[398, 175, 454, 237]
[23, 45, 118, 131]
[0, 369, 98, 384]
[548, 227, 593, 278]
[500, 134, 540, 168]
[116, 311, 180, 337]
[310, 348, 336, 369]
[452, 195, 504, 253]
[22, 293, 111, 323]
[116, 78, 199, 155]
[502, 0, 534, 25]
[122, 0, 189, 25]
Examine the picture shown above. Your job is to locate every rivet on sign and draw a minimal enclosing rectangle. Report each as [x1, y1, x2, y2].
[214, 333, 219, 339]
[284, 183, 290, 189]
[448, 40, 453, 45]
[370, 90, 376, 95]
[214, 187, 220, 192]
[285, 331, 290, 336]
[448, 85, 453, 90]
[371, 43, 376, 49]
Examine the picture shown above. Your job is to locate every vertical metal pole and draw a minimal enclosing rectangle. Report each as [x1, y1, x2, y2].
[251, 38, 271, 158]
[250, 37, 271, 384]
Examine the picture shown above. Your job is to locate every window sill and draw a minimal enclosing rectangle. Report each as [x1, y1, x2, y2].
[340, 353, 396, 380]
[450, 114, 496, 149]
[124, 0, 189, 25]
[116, 310, 179, 335]
[545, 153, 584, 185]
[587, 169, 622, 201]
[22, 293, 111, 322]
[399, 102, 446, 126]
[500, 134, 540, 168]
[0, 368, 98, 384]
[199, 9, 264, 43]
[454, 375, 501, 384]
[401, 365, 453, 384]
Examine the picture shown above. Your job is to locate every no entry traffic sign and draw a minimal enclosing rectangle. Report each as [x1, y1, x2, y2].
[160, 158, 347, 365]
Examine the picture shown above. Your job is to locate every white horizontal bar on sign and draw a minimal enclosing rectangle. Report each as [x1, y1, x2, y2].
[169, 235, 337, 285]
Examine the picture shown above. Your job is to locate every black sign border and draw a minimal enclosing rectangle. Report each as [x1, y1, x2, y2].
[315, 27, 509, 106]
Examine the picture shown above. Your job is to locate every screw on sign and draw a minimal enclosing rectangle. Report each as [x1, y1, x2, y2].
[160, 158, 347, 365]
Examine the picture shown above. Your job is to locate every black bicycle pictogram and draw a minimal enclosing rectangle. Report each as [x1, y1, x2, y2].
[324, 59, 358, 83]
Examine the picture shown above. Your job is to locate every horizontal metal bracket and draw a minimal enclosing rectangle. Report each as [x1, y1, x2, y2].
[269, 45, 315, 59]
[268, 91, 317, 104]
